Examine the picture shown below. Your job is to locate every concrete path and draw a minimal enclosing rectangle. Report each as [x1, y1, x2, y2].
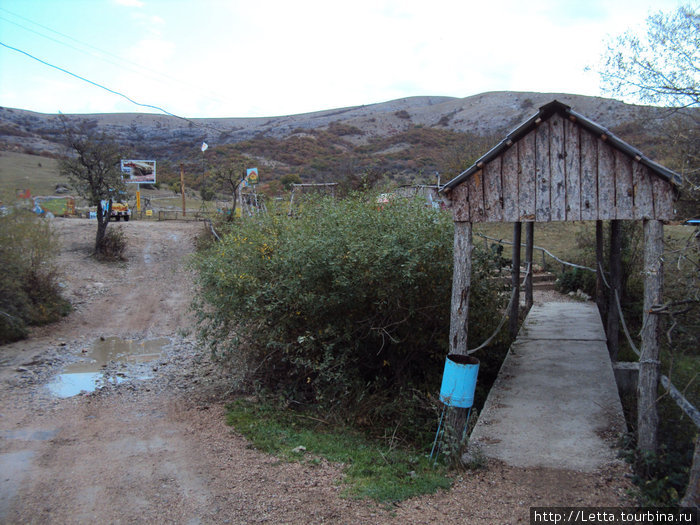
[469, 302, 627, 472]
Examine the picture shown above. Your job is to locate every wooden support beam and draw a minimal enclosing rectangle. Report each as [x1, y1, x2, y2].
[607, 220, 622, 361]
[595, 220, 607, 322]
[448, 221, 473, 443]
[637, 219, 663, 453]
[449, 221, 473, 356]
[525, 222, 534, 311]
[510, 222, 522, 339]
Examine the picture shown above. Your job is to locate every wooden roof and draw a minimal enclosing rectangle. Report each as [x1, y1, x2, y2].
[442, 100, 680, 223]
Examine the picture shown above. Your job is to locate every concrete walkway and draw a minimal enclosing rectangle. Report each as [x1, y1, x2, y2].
[469, 302, 627, 472]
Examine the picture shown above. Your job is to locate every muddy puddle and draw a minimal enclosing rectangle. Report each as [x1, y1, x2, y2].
[47, 337, 169, 398]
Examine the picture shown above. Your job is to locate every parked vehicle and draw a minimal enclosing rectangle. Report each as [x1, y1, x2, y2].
[101, 200, 131, 221]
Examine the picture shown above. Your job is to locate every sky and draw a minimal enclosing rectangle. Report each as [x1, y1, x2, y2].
[0, 0, 688, 119]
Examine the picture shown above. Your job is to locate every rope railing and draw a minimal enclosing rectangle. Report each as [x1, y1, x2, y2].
[467, 262, 531, 355]
[475, 232, 596, 272]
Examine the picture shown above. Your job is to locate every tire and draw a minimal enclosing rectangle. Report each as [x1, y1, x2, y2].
[124, 215, 130, 222]
[114, 215, 120, 222]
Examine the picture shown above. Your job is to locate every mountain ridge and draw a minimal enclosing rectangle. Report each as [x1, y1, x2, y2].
[0, 91, 666, 155]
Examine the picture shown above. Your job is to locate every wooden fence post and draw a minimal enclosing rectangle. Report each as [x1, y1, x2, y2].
[510, 222, 522, 339]
[525, 222, 534, 311]
[607, 220, 622, 361]
[637, 219, 663, 453]
[448, 221, 473, 439]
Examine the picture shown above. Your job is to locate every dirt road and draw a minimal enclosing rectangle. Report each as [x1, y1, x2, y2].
[0, 219, 632, 524]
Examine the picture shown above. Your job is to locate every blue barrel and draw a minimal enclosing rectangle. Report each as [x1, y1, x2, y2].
[439, 354, 479, 408]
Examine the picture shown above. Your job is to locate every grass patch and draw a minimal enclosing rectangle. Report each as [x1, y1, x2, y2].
[0, 151, 62, 197]
[226, 400, 452, 503]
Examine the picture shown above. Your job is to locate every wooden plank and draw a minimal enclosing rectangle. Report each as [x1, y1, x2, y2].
[549, 114, 566, 221]
[501, 144, 519, 222]
[633, 162, 654, 219]
[518, 131, 537, 221]
[614, 151, 635, 220]
[580, 130, 598, 220]
[451, 183, 470, 222]
[652, 175, 675, 221]
[535, 121, 551, 222]
[597, 139, 616, 220]
[484, 157, 503, 222]
[467, 169, 486, 222]
[564, 118, 581, 221]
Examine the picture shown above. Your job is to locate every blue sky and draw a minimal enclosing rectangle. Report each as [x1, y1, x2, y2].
[0, 0, 686, 118]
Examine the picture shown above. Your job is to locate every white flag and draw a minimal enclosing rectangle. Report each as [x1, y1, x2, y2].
[201, 142, 208, 152]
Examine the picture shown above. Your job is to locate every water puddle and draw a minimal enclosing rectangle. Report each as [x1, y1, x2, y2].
[47, 337, 169, 398]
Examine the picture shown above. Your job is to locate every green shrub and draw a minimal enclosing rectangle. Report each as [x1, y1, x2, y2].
[96, 226, 127, 261]
[193, 193, 507, 435]
[0, 208, 70, 344]
[555, 267, 597, 296]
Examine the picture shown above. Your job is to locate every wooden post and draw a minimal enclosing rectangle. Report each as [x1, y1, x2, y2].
[180, 163, 186, 217]
[510, 222, 522, 339]
[681, 435, 700, 508]
[607, 220, 622, 361]
[637, 219, 663, 453]
[595, 220, 607, 322]
[525, 222, 534, 311]
[449, 221, 473, 356]
[448, 221, 473, 440]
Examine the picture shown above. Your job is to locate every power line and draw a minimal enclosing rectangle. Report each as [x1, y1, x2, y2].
[0, 40, 227, 137]
[0, 40, 187, 119]
[0, 6, 230, 106]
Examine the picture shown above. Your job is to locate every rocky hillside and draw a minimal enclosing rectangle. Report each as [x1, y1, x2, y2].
[0, 91, 683, 188]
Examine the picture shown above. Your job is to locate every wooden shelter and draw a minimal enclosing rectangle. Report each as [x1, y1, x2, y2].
[441, 100, 680, 453]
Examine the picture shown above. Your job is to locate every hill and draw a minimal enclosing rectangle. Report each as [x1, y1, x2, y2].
[0, 91, 688, 192]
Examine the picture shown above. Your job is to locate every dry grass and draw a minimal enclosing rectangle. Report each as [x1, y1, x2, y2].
[0, 151, 61, 198]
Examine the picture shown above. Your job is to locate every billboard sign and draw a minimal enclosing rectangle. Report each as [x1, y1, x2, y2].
[121, 160, 156, 184]
[246, 167, 259, 185]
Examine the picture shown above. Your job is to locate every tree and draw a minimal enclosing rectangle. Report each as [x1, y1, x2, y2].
[59, 115, 125, 255]
[280, 173, 302, 191]
[598, 5, 699, 108]
[597, 5, 700, 218]
[598, 5, 700, 504]
[211, 161, 246, 220]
